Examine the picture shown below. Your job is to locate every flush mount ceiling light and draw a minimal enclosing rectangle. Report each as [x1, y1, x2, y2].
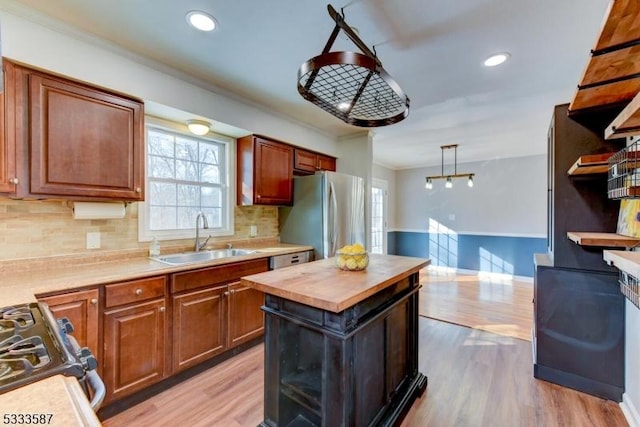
[186, 10, 217, 32]
[424, 144, 475, 190]
[186, 119, 211, 135]
[483, 52, 510, 67]
[297, 5, 409, 127]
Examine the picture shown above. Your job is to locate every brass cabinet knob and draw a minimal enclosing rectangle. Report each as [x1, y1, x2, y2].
[135, 288, 143, 295]
[223, 291, 230, 296]
[159, 306, 165, 312]
[9, 178, 19, 184]
[90, 298, 98, 305]
[135, 187, 142, 193]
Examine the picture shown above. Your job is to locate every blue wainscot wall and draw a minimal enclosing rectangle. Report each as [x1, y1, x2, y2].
[388, 231, 546, 277]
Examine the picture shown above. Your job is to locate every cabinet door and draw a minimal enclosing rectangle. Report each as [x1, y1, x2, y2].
[317, 154, 336, 172]
[294, 149, 318, 174]
[0, 59, 17, 193]
[172, 286, 226, 372]
[28, 72, 144, 200]
[39, 288, 100, 356]
[103, 298, 166, 403]
[254, 137, 293, 205]
[228, 280, 265, 348]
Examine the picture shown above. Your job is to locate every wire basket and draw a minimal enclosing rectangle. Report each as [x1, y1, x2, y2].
[619, 270, 640, 308]
[608, 140, 640, 199]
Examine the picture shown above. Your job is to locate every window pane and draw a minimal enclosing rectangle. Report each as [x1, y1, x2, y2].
[201, 187, 222, 207]
[177, 184, 200, 207]
[176, 160, 199, 181]
[149, 155, 175, 179]
[150, 206, 177, 230]
[177, 207, 201, 229]
[148, 131, 175, 157]
[200, 164, 220, 184]
[176, 137, 198, 161]
[203, 207, 222, 228]
[200, 143, 219, 165]
[150, 182, 177, 206]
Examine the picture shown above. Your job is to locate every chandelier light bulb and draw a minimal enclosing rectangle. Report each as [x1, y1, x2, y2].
[445, 177, 453, 189]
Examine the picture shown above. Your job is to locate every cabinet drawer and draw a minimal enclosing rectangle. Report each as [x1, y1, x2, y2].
[105, 276, 166, 308]
[171, 259, 268, 293]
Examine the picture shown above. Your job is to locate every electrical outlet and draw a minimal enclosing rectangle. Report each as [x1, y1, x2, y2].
[86, 232, 101, 249]
[250, 225, 258, 237]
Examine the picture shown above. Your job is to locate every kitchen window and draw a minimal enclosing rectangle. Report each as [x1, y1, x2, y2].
[139, 119, 235, 242]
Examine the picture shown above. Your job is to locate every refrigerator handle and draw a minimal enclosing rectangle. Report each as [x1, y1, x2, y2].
[329, 180, 338, 255]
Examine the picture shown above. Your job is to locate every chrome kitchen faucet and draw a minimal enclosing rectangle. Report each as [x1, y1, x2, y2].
[194, 212, 211, 252]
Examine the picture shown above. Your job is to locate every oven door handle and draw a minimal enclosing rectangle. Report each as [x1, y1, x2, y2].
[85, 369, 106, 411]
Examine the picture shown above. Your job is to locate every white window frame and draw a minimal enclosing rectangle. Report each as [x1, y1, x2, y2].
[138, 116, 236, 242]
[371, 178, 388, 254]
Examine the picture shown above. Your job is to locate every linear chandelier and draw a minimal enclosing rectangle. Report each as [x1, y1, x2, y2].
[425, 144, 475, 189]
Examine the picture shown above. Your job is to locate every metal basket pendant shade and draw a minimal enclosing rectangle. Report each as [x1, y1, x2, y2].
[297, 5, 410, 127]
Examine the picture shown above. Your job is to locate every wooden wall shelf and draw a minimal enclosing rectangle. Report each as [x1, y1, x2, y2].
[569, 0, 640, 113]
[567, 153, 613, 175]
[567, 231, 640, 248]
[606, 90, 640, 139]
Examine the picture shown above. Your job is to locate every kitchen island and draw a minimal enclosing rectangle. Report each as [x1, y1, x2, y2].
[241, 254, 429, 427]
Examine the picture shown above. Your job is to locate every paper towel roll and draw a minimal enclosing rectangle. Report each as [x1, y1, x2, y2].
[72, 202, 126, 220]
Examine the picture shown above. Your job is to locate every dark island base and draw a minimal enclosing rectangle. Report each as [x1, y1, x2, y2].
[259, 272, 426, 427]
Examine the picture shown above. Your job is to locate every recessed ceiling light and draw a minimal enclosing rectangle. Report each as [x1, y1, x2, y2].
[186, 10, 217, 32]
[483, 52, 510, 67]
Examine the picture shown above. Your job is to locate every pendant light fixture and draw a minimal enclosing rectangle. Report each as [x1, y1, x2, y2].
[297, 5, 410, 127]
[424, 144, 475, 190]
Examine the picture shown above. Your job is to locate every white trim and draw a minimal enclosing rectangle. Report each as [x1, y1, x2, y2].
[427, 266, 534, 283]
[371, 178, 388, 255]
[621, 393, 640, 427]
[390, 229, 546, 239]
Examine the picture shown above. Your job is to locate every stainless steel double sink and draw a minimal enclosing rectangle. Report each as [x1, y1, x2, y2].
[151, 248, 256, 266]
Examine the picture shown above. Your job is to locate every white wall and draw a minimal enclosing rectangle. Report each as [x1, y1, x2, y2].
[372, 163, 397, 230]
[0, 7, 338, 155]
[394, 154, 546, 236]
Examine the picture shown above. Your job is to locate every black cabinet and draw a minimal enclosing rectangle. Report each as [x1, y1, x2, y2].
[260, 274, 426, 427]
[547, 104, 623, 272]
[533, 256, 624, 401]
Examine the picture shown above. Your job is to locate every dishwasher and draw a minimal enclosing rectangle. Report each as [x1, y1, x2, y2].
[269, 251, 313, 270]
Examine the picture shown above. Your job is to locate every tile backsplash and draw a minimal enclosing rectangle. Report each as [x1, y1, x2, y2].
[0, 199, 278, 261]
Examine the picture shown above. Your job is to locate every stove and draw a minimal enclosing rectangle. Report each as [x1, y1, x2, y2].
[0, 303, 104, 410]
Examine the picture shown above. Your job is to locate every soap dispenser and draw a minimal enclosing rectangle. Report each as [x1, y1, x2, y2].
[149, 236, 161, 257]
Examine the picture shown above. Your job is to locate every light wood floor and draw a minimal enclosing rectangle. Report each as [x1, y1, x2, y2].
[419, 269, 534, 341]
[102, 272, 628, 427]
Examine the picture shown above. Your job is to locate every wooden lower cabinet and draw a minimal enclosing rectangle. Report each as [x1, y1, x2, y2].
[38, 288, 100, 357]
[228, 280, 265, 347]
[103, 297, 167, 403]
[170, 259, 268, 374]
[172, 285, 226, 372]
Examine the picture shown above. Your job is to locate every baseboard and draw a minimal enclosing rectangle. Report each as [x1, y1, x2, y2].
[426, 266, 534, 283]
[621, 393, 640, 427]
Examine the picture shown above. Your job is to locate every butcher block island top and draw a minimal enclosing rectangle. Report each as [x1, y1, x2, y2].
[241, 254, 430, 312]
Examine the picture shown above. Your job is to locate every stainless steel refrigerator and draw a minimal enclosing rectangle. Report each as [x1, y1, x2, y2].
[278, 171, 365, 260]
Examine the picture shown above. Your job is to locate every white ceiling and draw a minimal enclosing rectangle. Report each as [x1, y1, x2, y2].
[7, 0, 610, 169]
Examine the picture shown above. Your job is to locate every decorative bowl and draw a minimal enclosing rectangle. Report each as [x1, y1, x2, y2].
[335, 250, 369, 271]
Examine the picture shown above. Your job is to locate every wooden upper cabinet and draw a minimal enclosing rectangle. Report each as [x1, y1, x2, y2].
[294, 148, 336, 175]
[237, 135, 293, 206]
[4, 59, 144, 201]
[0, 59, 17, 194]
